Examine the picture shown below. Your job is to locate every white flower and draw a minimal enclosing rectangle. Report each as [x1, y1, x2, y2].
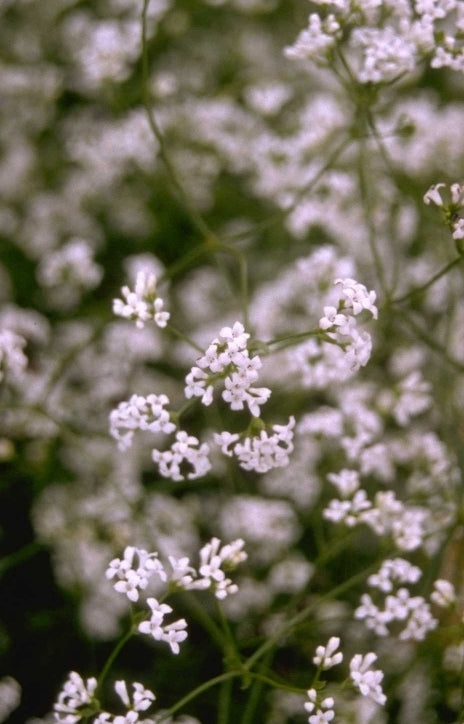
[53, 671, 98, 723]
[106, 547, 166, 602]
[152, 431, 211, 481]
[349, 653, 386, 705]
[431, 579, 456, 607]
[114, 680, 156, 712]
[313, 636, 343, 669]
[334, 278, 378, 319]
[215, 416, 295, 473]
[452, 217, 464, 240]
[0, 329, 27, 382]
[109, 394, 176, 451]
[138, 597, 188, 655]
[113, 271, 169, 329]
[195, 537, 247, 599]
[185, 321, 271, 417]
[327, 469, 360, 497]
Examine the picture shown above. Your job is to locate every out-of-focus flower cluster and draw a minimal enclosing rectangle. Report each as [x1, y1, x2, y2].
[1, 0, 464, 722]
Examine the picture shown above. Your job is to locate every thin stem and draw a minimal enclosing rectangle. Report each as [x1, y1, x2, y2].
[156, 671, 240, 723]
[96, 623, 135, 695]
[222, 135, 353, 244]
[358, 129, 387, 294]
[240, 651, 274, 724]
[391, 257, 462, 305]
[398, 314, 464, 372]
[166, 323, 204, 353]
[217, 676, 232, 724]
[0, 542, 45, 580]
[243, 560, 382, 672]
[180, 592, 228, 651]
[218, 243, 249, 329]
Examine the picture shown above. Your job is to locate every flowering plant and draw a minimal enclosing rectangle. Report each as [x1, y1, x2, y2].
[1, 1, 464, 723]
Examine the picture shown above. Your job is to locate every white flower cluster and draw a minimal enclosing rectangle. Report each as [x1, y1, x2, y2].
[53, 671, 97, 723]
[355, 558, 438, 640]
[313, 636, 344, 670]
[109, 394, 211, 481]
[284, 13, 341, 64]
[285, 0, 464, 82]
[36, 238, 103, 309]
[349, 652, 386, 706]
[152, 431, 212, 481]
[423, 181, 464, 242]
[53, 672, 156, 724]
[319, 277, 378, 374]
[0, 328, 27, 382]
[324, 473, 426, 551]
[214, 416, 295, 473]
[109, 394, 176, 451]
[106, 539, 246, 653]
[113, 271, 170, 329]
[304, 688, 335, 724]
[185, 321, 271, 416]
[105, 546, 167, 603]
[430, 578, 456, 608]
[138, 598, 188, 655]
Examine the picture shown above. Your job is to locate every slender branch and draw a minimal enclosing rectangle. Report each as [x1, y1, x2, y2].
[391, 257, 462, 305]
[0, 542, 45, 579]
[156, 671, 240, 722]
[398, 314, 464, 372]
[243, 560, 382, 672]
[96, 623, 135, 695]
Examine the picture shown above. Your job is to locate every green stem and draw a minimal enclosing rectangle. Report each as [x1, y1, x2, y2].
[96, 623, 135, 696]
[166, 322, 204, 353]
[218, 676, 232, 724]
[242, 561, 381, 673]
[0, 542, 45, 580]
[222, 135, 353, 244]
[219, 244, 249, 329]
[180, 592, 228, 651]
[156, 671, 240, 722]
[398, 314, 464, 372]
[391, 257, 462, 305]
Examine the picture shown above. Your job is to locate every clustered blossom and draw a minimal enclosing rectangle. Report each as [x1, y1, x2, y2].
[53, 671, 97, 723]
[185, 321, 271, 417]
[324, 475, 426, 551]
[284, 13, 341, 64]
[430, 578, 456, 608]
[105, 539, 246, 653]
[152, 431, 212, 481]
[138, 598, 188, 655]
[313, 636, 343, 669]
[355, 558, 438, 640]
[304, 688, 335, 724]
[423, 181, 464, 242]
[36, 238, 103, 308]
[349, 653, 386, 706]
[53, 673, 156, 724]
[109, 394, 176, 451]
[214, 416, 295, 473]
[197, 536, 247, 599]
[0, 328, 27, 382]
[113, 271, 170, 329]
[318, 278, 378, 374]
[285, 0, 464, 82]
[105, 546, 167, 603]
